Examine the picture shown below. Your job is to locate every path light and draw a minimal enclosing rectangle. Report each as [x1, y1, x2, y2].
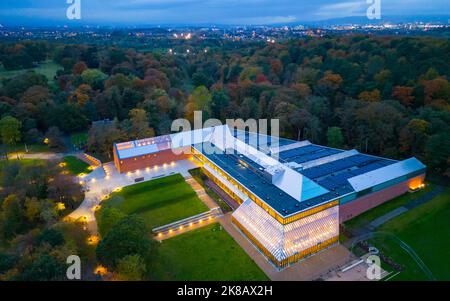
[158, 233, 163, 237]
[136, 169, 140, 175]
[163, 163, 167, 169]
[199, 219, 203, 224]
[169, 229, 173, 234]
[171, 161, 175, 167]
[190, 222, 193, 227]
[146, 167, 150, 172]
[91, 178, 96, 183]
[179, 226, 183, 230]
[127, 172, 131, 177]
[94, 265, 107, 276]
[87, 235, 99, 245]
[154, 165, 158, 171]
[56, 202, 66, 211]
[209, 216, 213, 221]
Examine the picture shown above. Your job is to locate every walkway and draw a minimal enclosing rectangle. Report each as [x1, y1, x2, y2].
[185, 176, 219, 210]
[68, 159, 201, 234]
[367, 185, 444, 230]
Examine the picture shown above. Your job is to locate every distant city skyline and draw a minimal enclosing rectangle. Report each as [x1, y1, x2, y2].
[0, 0, 449, 26]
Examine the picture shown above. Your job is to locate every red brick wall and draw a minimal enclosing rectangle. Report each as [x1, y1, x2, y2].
[340, 174, 426, 223]
[113, 147, 191, 173]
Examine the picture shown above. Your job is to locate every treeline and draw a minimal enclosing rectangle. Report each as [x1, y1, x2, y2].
[0, 35, 449, 177]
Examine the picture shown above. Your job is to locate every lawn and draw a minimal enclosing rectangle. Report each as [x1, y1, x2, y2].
[63, 156, 92, 175]
[151, 223, 269, 281]
[344, 182, 434, 231]
[70, 132, 88, 149]
[103, 174, 209, 230]
[0, 61, 62, 84]
[4, 143, 50, 154]
[367, 187, 450, 281]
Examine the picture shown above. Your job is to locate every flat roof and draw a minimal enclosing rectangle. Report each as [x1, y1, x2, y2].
[114, 127, 426, 216]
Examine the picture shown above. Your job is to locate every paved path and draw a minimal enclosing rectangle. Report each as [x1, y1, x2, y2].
[69, 159, 201, 234]
[185, 176, 219, 210]
[367, 185, 444, 230]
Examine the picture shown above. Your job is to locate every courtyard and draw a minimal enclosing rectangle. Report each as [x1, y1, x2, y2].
[100, 174, 210, 230]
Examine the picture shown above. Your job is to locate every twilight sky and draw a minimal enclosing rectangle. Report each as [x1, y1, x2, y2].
[0, 0, 449, 26]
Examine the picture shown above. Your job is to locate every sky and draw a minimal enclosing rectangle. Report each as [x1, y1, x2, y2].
[0, 0, 449, 26]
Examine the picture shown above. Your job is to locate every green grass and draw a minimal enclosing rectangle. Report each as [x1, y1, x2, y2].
[0, 61, 62, 84]
[344, 183, 434, 231]
[373, 187, 450, 281]
[63, 156, 92, 175]
[104, 174, 209, 230]
[70, 132, 88, 148]
[3, 144, 50, 154]
[151, 223, 269, 281]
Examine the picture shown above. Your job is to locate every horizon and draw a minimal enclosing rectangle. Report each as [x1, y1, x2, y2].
[0, 0, 449, 27]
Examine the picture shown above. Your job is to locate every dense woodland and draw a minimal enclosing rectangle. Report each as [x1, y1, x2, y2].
[0, 35, 449, 280]
[1, 36, 449, 175]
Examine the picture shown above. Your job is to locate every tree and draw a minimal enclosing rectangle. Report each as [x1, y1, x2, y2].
[36, 228, 65, 247]
[96, 215, 155, 269]
[0, 116, 22, 149]
[185, 86, 212, 122]
[72, 61, 88, 75]
[392, 86, 415, 107]
[327, 127, 344, 148]
[20, 254, 65, 281]
[97, 206, 126, 237]
[45, 127, 65, 150]
[128, 109, 154, 140]
[81, 69, 107, 90]
[425, 132, 450, 173]
[116, 254, 147, 281]
[0, 194, 27, 240]
[358, 89, 381, 102]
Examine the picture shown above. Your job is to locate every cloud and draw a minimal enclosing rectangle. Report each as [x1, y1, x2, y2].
[0, 0, 448, 26]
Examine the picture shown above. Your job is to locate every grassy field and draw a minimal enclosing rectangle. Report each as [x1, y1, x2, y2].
[3, 144, 50, 155]
[371, 187, 450, 281]
[103, 174, 209, 230]
[151, 223, 269, 281]
[0, 61, 62, 84]
[344, 182, 434, 231]
[70, 132, 88, 149]
[63, 156, 92, 175]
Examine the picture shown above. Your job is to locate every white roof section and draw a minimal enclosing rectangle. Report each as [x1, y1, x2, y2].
[348, 157, 426, 192]
[210, 125, 306, 201]
[301, 149, 360, 170]
[170, 127, 215, 148]
[116, 143, 159, 159]
[270, 140, 311, 155]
